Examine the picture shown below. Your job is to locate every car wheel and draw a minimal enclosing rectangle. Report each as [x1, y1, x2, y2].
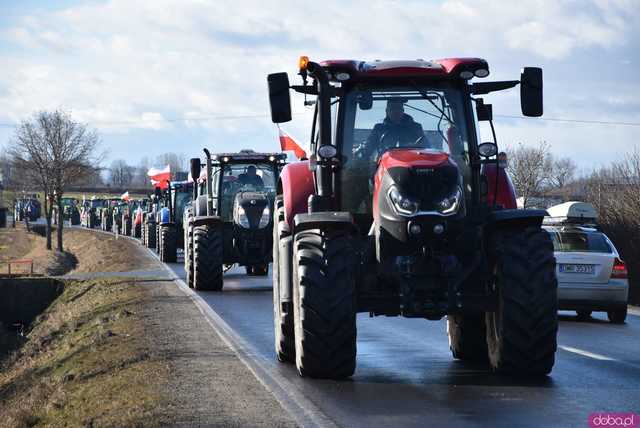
[607, 308, 627, 324]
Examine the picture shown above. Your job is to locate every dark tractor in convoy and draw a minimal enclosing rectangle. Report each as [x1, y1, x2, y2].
[52, 197, 80, 225]
[14, 196, 41, 222]
[267, 57, 557, 378]
[157, 181, 193, 262]
[81, 198, 105, 228]
[185, 149, 286, 290]
[100, 199, 120, 231]
[142, 194, 159, 249]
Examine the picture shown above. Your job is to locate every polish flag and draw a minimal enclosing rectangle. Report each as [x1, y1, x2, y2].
[148, 165, 171, 189]
[278, 126, 307, 160]
[120, 191, 130, 202]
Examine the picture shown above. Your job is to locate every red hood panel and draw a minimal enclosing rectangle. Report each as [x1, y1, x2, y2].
[379, 149, 450, 169]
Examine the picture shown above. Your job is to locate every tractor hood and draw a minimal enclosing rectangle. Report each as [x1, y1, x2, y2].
[233, 191, 270, 229]
[375, 149, 464, 220]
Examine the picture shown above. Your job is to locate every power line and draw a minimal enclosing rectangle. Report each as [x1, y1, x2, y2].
[494, 115, 640, 127]
[0, 111, 312, 128]
[0, 111, 638, 128]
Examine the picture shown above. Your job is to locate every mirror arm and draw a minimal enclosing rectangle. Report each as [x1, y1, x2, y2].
[471, 80, 519, 95]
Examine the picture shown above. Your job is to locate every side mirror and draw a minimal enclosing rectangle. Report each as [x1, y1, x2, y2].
[358, 91, 373, 110]
[267, 72, 292, 123]
[190, 158, 201, 182]
[478, 142, 498, 158]
[521, 67, 543, 117]
[475, 99, 493, 121]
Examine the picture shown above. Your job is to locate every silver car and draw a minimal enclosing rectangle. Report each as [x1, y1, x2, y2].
[544, 225, 629, 323]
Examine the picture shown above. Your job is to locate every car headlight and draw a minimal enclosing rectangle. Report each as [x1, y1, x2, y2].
[437, 187, 462, 215]
[388, 187, 420, 216]
[258, 206, 270, 228]
[238, 206, 250, 228]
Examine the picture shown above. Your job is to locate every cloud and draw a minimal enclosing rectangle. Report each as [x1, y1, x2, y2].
[0, 0, 638, 166]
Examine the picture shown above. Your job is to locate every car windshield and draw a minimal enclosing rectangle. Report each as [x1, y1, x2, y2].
[547, 229, 612, 253]
[340, 84, 472, 214]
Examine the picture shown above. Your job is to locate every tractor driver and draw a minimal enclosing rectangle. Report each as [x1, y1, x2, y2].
[358, 99, 425, 161]
[238, 165, 264, 189]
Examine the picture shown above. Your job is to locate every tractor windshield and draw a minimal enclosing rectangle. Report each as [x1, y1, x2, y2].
[340, 85, 472, 214]
[219, 163, 276, 221]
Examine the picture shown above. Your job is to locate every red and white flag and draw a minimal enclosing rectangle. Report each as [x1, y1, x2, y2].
[120, 191, 130, 202]
[148, 165, 171, 189]
[278, 126, 307, 160]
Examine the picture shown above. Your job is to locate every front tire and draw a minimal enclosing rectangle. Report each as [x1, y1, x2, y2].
[185, 224, 194, 288]
[160, 225, 177, 263]
[193, 225, 223, 291]
[146, 222, 156, 249]
[293, 229, 357, 378]
[273, 197, 294, 363]
[486, 227, 558, 376]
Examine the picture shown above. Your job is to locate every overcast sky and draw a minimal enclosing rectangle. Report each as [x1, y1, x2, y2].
[1, 0, 639, 172]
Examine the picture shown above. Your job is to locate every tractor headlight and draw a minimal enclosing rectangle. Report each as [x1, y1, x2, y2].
[437, 187, 462, 215]
[258, 206, 270, 228]
[388, 187, 420, 216]
[238, 206, 250, 228]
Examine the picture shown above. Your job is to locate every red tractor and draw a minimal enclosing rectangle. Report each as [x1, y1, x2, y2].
[267, 57, 557, 379]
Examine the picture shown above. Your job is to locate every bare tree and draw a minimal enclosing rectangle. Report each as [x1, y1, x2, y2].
[505, 142, 553, 208]
[549, 157, 577, 189]
[109, 159, 135, 188]
[584, 148, 640, 303]
[155, 152, 186, 174]
[9, 110, 101, 251]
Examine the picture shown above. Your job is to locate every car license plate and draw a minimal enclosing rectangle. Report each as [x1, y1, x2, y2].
[559, 264, 594, 274]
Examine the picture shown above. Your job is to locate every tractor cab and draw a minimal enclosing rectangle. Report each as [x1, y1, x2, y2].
[266, 57, 557, 379]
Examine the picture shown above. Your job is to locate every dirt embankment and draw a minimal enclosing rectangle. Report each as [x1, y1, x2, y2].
[0, 277, 169, 427]
[0, 226, 296, 427]
[1, 225, 155, 276]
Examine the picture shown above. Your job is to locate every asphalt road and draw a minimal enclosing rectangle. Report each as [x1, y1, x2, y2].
[160, 257, 640, 428]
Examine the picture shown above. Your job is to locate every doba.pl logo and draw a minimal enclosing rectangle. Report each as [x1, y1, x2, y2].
[589, 413, 639, 428]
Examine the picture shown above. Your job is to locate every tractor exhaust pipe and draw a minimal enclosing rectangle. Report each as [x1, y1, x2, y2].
[203, 148, 213, 215]
[306, 61, 333, 206]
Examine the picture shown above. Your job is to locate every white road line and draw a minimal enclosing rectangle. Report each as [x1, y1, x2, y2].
[559, 345, 615, 361]
[628, 306, 640, 316]
[559, 345, 640, 370]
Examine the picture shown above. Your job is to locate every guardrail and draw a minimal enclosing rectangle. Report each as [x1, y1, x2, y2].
[2, 259, 34, 276]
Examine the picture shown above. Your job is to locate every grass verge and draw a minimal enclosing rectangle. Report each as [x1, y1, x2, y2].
[0, 277, 170, 428]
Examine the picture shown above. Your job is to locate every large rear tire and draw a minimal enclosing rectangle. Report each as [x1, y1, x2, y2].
[447, 313, 488, 362]
[193, 225, 223, 291]
[160, 225, 177, 263]
[293, 229, 357, 379]
[273, 197, 294, 363]
[486, 227, 558, 376]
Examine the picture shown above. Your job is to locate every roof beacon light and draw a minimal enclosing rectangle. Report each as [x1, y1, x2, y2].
[460, 70, 474, 80]
[474, 68, 490, 78]
[299, 56, 309, 72]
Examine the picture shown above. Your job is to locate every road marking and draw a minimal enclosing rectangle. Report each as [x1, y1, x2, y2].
[628, 306, 640, 316]
[559, 345, 640, 370]
[559, 345, 615, 361]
